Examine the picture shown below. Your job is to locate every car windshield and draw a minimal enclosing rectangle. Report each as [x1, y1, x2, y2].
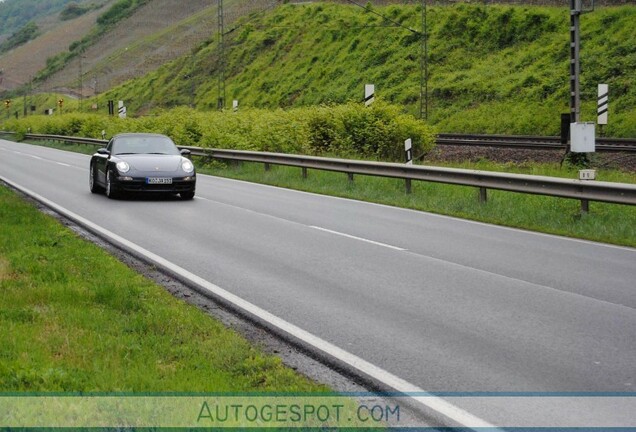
[112, 136, 179, 156]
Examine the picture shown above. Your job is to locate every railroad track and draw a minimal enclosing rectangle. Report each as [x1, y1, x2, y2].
[436, 133, 636, 153]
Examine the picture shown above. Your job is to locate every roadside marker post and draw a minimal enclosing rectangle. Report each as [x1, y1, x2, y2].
[597, 84, 608, 136]
[118, 101, 127, 119]
[405, 138, 413, 193]
[405, 139, 413, 165]
[233, 100, 239, 113]
[364, 84, 375, 107]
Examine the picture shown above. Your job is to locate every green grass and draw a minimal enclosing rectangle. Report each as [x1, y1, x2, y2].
[198, 161, 636, 248]
[426, 158, 636, 184]
[0, 185, 327, 392]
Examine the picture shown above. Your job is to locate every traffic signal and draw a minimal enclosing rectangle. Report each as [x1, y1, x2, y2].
[3, 100, 10, 109]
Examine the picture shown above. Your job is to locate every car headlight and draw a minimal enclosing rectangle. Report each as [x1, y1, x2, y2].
[182, 160, 194, 173]
[116, 161, 130, 173]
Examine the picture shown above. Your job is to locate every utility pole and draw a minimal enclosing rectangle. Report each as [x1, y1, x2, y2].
[217, 0, 226, 110]
[79, 55, 84, 111]
[93, 75, 98, 109]
[419, 0, 428, 121]
[569, 0, 581, 124]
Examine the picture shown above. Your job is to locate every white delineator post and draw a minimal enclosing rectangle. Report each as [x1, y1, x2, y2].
[404, 138, 413, 194]
[233, 100, 239, 113]
[118, 101, 126, 119]
[404, 138, 413, 165]
[597, 84, 608, 125]
[364, 84, 375, 107]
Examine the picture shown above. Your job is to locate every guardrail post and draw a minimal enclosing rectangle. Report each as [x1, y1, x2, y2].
[581, 199, 589, 213]
[348, 172, 354, 183]
[479, 187, 488, 204]
[405, 179, 412, 194]
[302, 167, 308, 179]
[264, 163, 270, 172]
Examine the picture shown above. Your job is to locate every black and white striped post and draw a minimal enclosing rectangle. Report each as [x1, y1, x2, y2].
[233, 100, 239, 113]
[404, 138, 413, 165]
[118, 101, 127, 119]
[364, 84, 375, 107]
[405, 138, 413, 193]
[597, 84, 608, 135]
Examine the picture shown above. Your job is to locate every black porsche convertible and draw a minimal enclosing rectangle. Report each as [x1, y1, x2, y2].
[89, 133, 196, 200]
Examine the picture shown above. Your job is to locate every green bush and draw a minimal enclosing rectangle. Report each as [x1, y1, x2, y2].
[59, 3, 92, 21]
[3, 103, 436, 162]
[0, 21, 39, 54]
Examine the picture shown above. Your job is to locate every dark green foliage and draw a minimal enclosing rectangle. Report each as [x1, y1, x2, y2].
[59, 2, 92, 21]
[96, 0, 137, 26]
[0, 22, 40, 54]
[0, 0, 75, 36]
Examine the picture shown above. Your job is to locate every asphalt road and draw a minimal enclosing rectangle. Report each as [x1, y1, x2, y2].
[1, 140, 635, 425]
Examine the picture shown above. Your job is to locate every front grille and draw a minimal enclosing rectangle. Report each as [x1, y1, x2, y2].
[118, 178, 195, 193]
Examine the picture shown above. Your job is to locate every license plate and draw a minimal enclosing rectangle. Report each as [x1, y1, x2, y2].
[146, 177, 173, 184]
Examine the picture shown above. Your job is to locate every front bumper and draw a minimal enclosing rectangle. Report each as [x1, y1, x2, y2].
[114, 175, 196, 193]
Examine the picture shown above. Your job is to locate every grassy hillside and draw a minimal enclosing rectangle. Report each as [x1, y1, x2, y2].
[38, 0, 277, 99]
[0, 7, 106, 92]
[100, 3, 636, 137]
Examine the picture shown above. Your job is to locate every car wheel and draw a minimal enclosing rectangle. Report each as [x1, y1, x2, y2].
[180, 191, 195, 200]
[105, 170, 119, 199]
[89, 164, 100, 193]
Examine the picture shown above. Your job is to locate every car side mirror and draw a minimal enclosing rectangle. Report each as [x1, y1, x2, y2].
[180, 149, 191, 157]
[97, 148, 110, 156]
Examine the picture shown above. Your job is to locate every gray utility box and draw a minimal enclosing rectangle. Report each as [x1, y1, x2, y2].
[571, 122, 596, 153]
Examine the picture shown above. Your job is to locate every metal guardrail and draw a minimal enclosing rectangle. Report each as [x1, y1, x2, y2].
[3, 131, 636, 210]
[437, 133, 636, 153]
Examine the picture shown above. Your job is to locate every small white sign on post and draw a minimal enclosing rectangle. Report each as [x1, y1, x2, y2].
[570, 122, 596, 153]
[118, 100, 127, 119]
[597, 84, 608, 125]
[579, 169, 596, 180]
[404, 138, 413, 165]
[364, 84, 375, 107]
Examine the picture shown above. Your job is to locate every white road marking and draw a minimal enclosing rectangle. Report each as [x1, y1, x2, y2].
[310, 225, 407, 251]
[199, 174, 636, 252]
[0, 174, 498, 430]
[197, 195, 407, 252]
[1, 144, 86, 170]
[190, 197, 632, 309]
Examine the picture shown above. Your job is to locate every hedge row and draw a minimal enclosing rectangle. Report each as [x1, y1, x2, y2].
[4, 102, 436, 161]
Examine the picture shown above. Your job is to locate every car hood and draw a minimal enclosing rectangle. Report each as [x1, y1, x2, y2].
[118, 154, 183, 172]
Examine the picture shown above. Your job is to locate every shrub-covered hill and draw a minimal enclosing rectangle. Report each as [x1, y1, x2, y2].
[101, 3, 636, 137]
